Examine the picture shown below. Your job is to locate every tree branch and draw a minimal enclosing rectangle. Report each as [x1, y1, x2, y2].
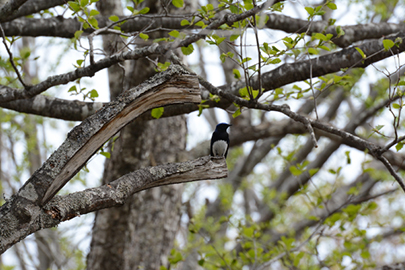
[0, 65, 200, 240]
[0, 0, 65, 22]
[0, 91, 105, 121]
[0, 1, 271, 103]
[0, 0, 28, 20]
[2, 12, 404, 49]
[0, 156, 227, 254]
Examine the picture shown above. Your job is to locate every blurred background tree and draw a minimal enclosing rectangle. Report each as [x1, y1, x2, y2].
[1, 0, 405, 269]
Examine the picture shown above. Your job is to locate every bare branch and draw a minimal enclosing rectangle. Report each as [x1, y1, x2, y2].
[0, 92, 105, 121]
[377, 155, 405, 192]
[2, 13, 404, 49]
[0, 156, 227, 254]
[0, 25, 27, 88]
[0, 65, 200, 231]
[0, 0, 65, 22]
[0, 0, 28, 20]
[0, 1, 272, 103]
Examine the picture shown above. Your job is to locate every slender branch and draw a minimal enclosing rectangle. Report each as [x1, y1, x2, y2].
[0, 25, 27, 88]
[383, 135, 405, 152]
[2, 13, 404, 49]
[0, 1, 271, 103]
[377, 155, 405, 192]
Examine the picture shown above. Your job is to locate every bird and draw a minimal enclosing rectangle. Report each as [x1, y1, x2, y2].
[210, 123, 231, 158]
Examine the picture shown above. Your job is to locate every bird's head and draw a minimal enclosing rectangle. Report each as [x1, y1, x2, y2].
[215, 123, 231, 132]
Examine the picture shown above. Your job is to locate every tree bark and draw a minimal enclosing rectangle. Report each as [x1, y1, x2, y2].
[87, 1, 192, 269]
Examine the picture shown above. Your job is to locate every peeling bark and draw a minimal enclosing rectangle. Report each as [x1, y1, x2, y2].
[0, 156, 227, 254]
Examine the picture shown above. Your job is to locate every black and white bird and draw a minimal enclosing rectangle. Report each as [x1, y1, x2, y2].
[210, 123, 231, 158]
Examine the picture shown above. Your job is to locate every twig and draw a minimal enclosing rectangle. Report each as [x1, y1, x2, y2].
[378, 155, 405, 192]
[251, 0, 262, 101]
[309, 57, 319, 119]
[0, 24, 27, 88]
[383, 135, 405, 152]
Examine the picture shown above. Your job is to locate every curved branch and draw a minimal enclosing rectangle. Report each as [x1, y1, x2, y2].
[0, 0, 28, 20]
[0, 156, 227, 255]
[1, 0, 66, 22]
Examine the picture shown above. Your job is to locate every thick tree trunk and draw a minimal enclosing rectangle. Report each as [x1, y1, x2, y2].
[86, 1, 187, 269]
[87, 116, 186, 270]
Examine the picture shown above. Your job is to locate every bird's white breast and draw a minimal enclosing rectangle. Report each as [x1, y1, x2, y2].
[212, 140, 228, 157]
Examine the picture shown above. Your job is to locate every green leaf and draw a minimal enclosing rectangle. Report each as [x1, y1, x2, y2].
[172, 0, 184, 8]
[319, 45, 330, 51]
[230, 34, 240, 41]
[180, 19, 189, 26]
[325, 212, 341, 227]
[383, 39, 395, 51]
[88, 17, 99, 28]
[80, 0, 89, 7]
[127, 6, 134, 13]
[392, 103, 401, 109]
[345, 151, 351, 164]
[242, 227, 254, 238]
[74, 30, 83, 39]
[233, 69, 241, 79]
[181, 44, 194, 55]
[361, 250, 370, 259]
[109, 15, 119, 22]
[305, 6, 314, 15]
[68, 85, 77, 92]
[100, 151, 110, 158]
[151, 107, 164, 119]
[289, 166, 302, 176]
[68, 1, 81, 12]
[169, 30, 180, 38]
[239, 87, 248, 97]
[76, 59, 84, 66]
[355, 47, 366, 59]
[336, 26, 345, 37]
[327, 2, 337, 10]
[216, 37, 226, 45]
[375, 124, 384, 131]
[89, 89, 99, 98]
[194, 21, 205, 28]
[241, 57, 251, 64]
[168, 249, 183, 264]
[198, 259, 205, 266]
[267, 58, 281, 64]
[139, 33, 149, 40]
[309, 168, 319, 176]
[139, 7, 150, 14]
[220, 53, 226, 63]
[308, 47, 318, 55]
[89, 9, 100, 16]
[232, 107, 241, 118]
[157, 61, 171, 72]
[314, 33, 326, 41]
[230, 5, 239, 14]
[396, 142, 403, 151]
